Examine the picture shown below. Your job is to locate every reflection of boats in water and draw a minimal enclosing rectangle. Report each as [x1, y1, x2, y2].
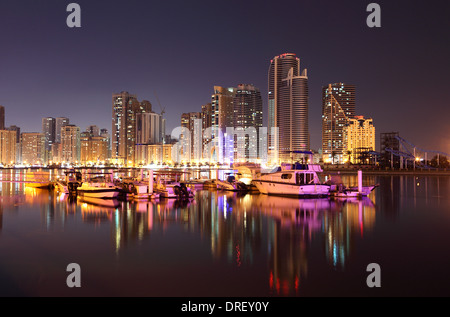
[248, 194, 339, 212]
[78, 196, 120, 209]
[334, 196, 375, 208]
[25, 170, 53, 189]
[253, 164, 330, 197]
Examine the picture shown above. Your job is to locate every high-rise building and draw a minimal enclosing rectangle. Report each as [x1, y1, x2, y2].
[233, 84, 263, 162]
[7, 125, 21, 162]
[51, 143, 62, 164]
[86, 125, 100, 137]
[343, 116, 375, 164]
[42, 117, 56, 164]
[21, 133, 44, 165]
[180, 112, 202, 162]
[55, 117, 70, 143]
[201, 103, 213, 159]
[268, 53, 309, 163]
[112, 92, 152, 165]
[0, 130, 17, 165]
[209, 86, 236, 162]
[80, 131, 108, 164]
[135, 112, 164, 165]
[322, 83, 356, 164]
[100, 128, 111, 160]
[61, 125, 80, 164]
[0, 106, 5, 130]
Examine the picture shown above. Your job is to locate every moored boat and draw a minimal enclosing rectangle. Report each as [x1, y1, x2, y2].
[77, 173, 121, 199]
[252, 164, 330, 197]
[216, 174, 248, 192]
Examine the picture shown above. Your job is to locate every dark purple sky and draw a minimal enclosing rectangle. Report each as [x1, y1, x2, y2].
[0, 0, 449, 153]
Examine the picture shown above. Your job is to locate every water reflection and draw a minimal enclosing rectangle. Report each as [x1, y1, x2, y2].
[2, 173, 449, 296]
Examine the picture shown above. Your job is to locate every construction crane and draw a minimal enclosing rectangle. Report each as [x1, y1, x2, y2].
[154, 91, 165, 117]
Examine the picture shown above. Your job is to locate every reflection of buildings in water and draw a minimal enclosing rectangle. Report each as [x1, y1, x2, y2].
[200, 190, 263, 268]
[0, 181, 25, 212]
[78, 197, 118, 224]
[323, 197, 376, 271]
[245, 195, 340, 295]
[378, 175, 401, 219]
[111, 200, 152, 252]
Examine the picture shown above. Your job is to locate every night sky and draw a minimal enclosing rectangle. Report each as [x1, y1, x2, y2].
[0, 0, 449, 153]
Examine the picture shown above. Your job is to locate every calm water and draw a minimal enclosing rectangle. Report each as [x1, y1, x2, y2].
[0, 170, 449, 297]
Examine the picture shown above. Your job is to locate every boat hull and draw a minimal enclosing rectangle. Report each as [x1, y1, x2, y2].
[77, 188, 121, 199]
[26, 182, 53, 189]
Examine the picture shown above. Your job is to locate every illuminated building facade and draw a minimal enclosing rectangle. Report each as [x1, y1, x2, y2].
[180, 112, 202, 162]
[0, 130, 17, 165]
[21, 132, 44, 165]
[268, 53, 309, 163]
[42, 117, 56, 164]
[210, 86, 236, 162]
[80, 132, 109, 164]
[322, 83, 356, 164]
[135, 112, 164, 165]
[343, 116, 375, 164]
[55, 117, 69, 143]
[147, 144, 173, 165]
[233, 84, 263, 162]
[112, 92, 153, 165]
[201, 103, 212, 159]
[0, 106, 4, 130]
[61, 125, 80, 164]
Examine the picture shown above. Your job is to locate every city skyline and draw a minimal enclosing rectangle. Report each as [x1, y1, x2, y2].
[0, 1, 449, 153]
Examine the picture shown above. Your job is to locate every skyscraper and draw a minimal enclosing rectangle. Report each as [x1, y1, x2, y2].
[135, 112, 164, 164]
[21, 133, 44, 165]
[209, 86, 236, 162]
[112, 92, 152, 165]
[55, 117, 69, 143]
[181, 112, 202, 162]
[233, 84, 263, 162]
[61, 125, 80, 164]
[201, 103, 212, 159]
[268, 53, 309, 163]
[322, 83, 356, 164]
[42, 117, 56, 164]
[0, 130, 16, 165]
[0, 106, 5, 130]
[80, 131, 108, 164]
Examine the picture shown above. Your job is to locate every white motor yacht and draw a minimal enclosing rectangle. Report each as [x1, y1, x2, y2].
[252, 164, 330, 197]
